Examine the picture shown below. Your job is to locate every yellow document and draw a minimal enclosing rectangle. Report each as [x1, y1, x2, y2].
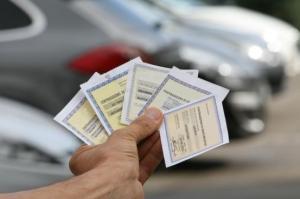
[121, 62, 198, 125]
[160, 96, 229, 167]
[54, 90, 108, 145]
[82, 58, 142, 134]
[139, 67, 229, 115]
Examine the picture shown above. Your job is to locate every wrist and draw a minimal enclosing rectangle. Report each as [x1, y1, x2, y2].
[57, 167, 116, 198]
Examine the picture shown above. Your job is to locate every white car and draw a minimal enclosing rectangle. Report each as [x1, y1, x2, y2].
[0, 97, 81, 192]
[151, 0, 300, 76]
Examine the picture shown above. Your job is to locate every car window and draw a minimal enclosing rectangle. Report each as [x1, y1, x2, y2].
[153, 0, 203, 7]
[90, 0, 167, 30]
[0, 1, 32, 30]
[151, 0, 230, 7]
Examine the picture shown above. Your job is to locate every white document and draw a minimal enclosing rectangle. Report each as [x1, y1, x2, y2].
[138, 67, 229, 115]
[81, 57, 142, 134]
[160, 96, 229, 167]
[121, 62, 198, 125]
[54, 73, 108, 145]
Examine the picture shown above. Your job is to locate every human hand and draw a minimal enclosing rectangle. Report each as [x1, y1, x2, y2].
[0, 108, 163, 199]
[69, 107, 163, 199]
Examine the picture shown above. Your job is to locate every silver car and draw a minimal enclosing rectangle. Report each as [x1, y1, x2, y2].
[146, 0, 299, 93]
[0, 97, 80, 192]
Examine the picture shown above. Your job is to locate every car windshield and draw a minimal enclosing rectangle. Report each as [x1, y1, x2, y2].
[147, 0, 231, 10]
[151, 0, 204, 8]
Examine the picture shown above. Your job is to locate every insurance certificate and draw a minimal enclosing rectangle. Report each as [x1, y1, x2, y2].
[139, 67, 229, 115]
[81, 58, 142, 134]
[54, 73, 108, 145]
[160, 96, 229, 167]
[121, 62, 198, 125]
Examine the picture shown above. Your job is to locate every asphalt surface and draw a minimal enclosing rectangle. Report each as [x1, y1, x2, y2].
[145, 75, 300, 199]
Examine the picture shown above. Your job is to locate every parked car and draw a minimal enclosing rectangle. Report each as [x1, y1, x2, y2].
[147, 0, 300, 89]
[0, 96, 80, 192]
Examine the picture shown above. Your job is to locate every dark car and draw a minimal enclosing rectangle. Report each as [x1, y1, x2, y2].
[0, 0, 150, 115]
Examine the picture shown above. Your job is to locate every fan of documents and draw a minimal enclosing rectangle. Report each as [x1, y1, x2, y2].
[55, 57, 230, 167]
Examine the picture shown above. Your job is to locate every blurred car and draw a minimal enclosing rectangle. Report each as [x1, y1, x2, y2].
[147, 0, 300, 90]
[0, 96, 80, 192]
[70, 0, 270, 137]
[0, 0, 267, 143]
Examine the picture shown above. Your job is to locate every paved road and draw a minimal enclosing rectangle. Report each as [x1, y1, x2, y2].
[145, 75, 300, 199]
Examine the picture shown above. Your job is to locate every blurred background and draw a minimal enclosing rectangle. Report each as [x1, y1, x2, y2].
[0, 0, 299, 198]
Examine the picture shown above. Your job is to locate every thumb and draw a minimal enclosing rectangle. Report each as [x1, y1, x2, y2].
[117, 107, 163, 143]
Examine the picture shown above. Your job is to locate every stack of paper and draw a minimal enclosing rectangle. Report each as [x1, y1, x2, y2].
[55, 57, 229, 167]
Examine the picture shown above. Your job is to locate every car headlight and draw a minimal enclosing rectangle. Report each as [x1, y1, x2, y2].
[247, 45, 264, 60]
[245, 44, 281, 67]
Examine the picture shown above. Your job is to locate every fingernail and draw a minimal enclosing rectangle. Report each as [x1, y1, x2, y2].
[144, 107, 162, 121]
